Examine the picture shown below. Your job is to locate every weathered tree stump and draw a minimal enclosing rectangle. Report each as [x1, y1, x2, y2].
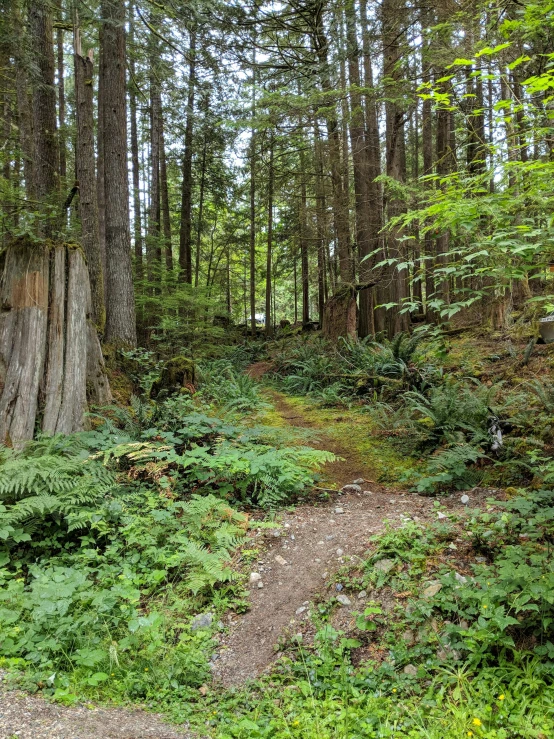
[150, 356, 196, 399]
[322, 287, 357, 342]
[0, 237, 111, 447]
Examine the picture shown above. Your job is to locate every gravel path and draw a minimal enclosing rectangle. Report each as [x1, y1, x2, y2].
[0, 672, 195, 739]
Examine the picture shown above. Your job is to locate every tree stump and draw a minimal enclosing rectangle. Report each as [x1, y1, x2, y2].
[0, 237, 111, 447]
[322, 287, 357, 342]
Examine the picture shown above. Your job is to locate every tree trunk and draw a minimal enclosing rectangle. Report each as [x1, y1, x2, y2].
[160, 112, 173, 272]
[179, 27, 197, 283]
[147, 69, 162, 284]
[129, 3, 143, 281]
[195, 130, 207, 286]
[376, 0, 410, 338]
[29, 0, 59, 231]
[100, 0, 136, 347]
[312, 14, 352, 285]
[56, 22, 66, 181]
[74, 36, 105, 331]
[265, 135, 274, 337]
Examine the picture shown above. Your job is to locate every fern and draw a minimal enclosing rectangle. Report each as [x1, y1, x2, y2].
[0, 445, 114, 546]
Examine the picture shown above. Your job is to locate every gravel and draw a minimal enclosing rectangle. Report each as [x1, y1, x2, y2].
[0, 672, 194, 739]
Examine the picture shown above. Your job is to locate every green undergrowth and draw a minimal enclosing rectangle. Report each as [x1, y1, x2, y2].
[188, 487, 554, 738]
[0, 357, 333, 705]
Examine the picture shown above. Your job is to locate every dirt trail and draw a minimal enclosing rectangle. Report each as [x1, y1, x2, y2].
[0, 671, 193, 739]
[212, 388, 445, 687]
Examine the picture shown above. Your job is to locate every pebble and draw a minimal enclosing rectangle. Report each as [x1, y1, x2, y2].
[296, 606, 307, 615]
[461, 495, 470, 505]
[437, 511, 448, 520]
[274, 555, 288, 566]
[335, 507, 345, 514]
[358, 590, 367, 600]
[454, 572, 467, 584]
[373, 558, 395, 574]
[325, 535, 335, 541]
[341, 484, 362, 494]
[249, 572, 262, 584]
[336, 548, 344, 556]
[258, 581, 264, 589]
[322, 571, 329, 579]
[422, 582, 442, 598]
[336, 583, 343, 591]
[191, 612, 214, 630]
[403, 664, 418, 676]
[352, 478, 365, 485]
[336, 594, 351, 606]
[363, 490, 373, 495]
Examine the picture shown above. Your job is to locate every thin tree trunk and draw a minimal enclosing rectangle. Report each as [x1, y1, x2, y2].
[179, 27, 197, 283]
[56, 24, 66, 181]
[147, 68, 162, 284]
[96, 33, 107, 293]
[358, 0, 382, 336]
[74, 42, 105, 330]
[195, 134, 207, 286]
[129, 3, 143, 281]
[160, 112, 173, 272]
[100, 0, 136, 347]
[30, 0, 59, 232]
[265, 135, 274, 337]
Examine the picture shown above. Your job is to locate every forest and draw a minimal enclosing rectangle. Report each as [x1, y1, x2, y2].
[1, 0, 554, 736]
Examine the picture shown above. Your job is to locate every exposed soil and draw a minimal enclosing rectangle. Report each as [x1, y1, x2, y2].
[0, 672, 194, 739]
[211, 389, 487, 687]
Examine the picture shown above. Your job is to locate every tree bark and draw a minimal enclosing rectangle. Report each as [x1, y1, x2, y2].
[0, 240, 49, 446]
[160, 112, 173, 272]
[129, 3, 144, 281]
[74, 38, 105, 331]
[375, 0, 410, 338]
[265, 135, 274, 337]
[100, 0, 136, 347]
[147, 68, 162, 284]
[179, 27, 197, 283]
[29, 0, 59, 231]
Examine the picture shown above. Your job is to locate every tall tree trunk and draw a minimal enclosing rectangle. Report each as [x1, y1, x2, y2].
[30, 0, 59, 232]
[56, 23, 66, 181]
[100, 0, 136, 347]
[265, 135, 274, 337]
[358, 0, 383, 336]
[345, 0, 374, 336]
[195, 131, 207, 286]
[298, 133, 310, 326]
[129, 3, 143, 281]
[313, 117, 327, 324]
[74, 32, 105, 331]
[96, 33, 107, 293]
[160, 112, 173, 272]
[249, 54, 257, 337]
[312, 13, 352, 285]
[147, 67, 162, 284]
[179, 27, 197, 283]
[376, 0, 410, 338]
